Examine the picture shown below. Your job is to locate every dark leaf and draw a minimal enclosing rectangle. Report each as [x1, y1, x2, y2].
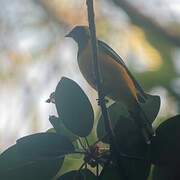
[58, 154, 84, 177]
[114, 116, 148, 156]
[150, 115, 180, 165]
[97, 103, 148, 154]
[58, 169, 97, 180]
[55, 77, 94, 137]
[98, 111, 150, 180]
[120, 158, 151, 180]
[0, 145, 19, 174]
[0, 144, 62, 180]
[100, 164, 123, 180]
[152, 165, 180, 180]
[140, 94, 160, 123]
[114, 117, 151, 180]
[17, 132, 75, 160]
[100, 159, 150, 180]
[97, 95, 160, 143]
[97, 102, 128, 142]
[49, 115, 78, 142]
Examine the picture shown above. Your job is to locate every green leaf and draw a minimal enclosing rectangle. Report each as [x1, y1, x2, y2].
[98, 111, 151, 179]
[100, 164, 123, 180]
[140, 94, 160, 123]
[100, 160, 150, 180]
[97, 94, 160, 143]
[55, 77, 94, 137]
[0, 145, 62, 180]
[58, 169, 97, 180]
[0, 133, 75, 180]
[46, 128, 56, 133]
[56, 154, 84, 178]
[152, 165, 180, 180]
[150, 115, 180, 165]
[120, 158, 151, 180]
[0, 145, 19, 174]
[49, 115, 78, 142]
[114, 116, 148, 156]
[97, 102, 128, 142]
[17, 132, 75, 160]
[113, 117, 151, 180]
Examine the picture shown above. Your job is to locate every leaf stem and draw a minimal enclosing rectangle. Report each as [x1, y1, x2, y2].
[96, 164, 99, 177]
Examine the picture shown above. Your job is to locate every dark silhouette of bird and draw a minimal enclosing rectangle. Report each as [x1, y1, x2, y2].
[65, 26, 154, 143]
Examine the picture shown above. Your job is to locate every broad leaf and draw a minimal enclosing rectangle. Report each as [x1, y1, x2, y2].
[152, 165, 180, 180]
[56, 154, 84, 178]
[100, 164, 123, 180]
[0, 133, 75, 179]
[0, 145, 62, 180]
[114, 116, 148, 156]
[100, 158, 150, 180]
[98, 113, 150, 180]
[58, 169, 97, 180]
[150, 115, 180, 165]
[0, 145, 19, 174]
[55, 77, 94, 137]
[49, 115, 78, 142]
[97, 94, 160, 142]
[46, 128, 56, 133]
[17, 132, 75, 160]
[140, 94, 160, 123]
[114, 117, 150, 180]
[120, 157, 151, 180]
[97, 102, 128, 142]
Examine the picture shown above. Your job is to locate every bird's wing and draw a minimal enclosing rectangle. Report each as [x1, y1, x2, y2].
[98, 40, 147, 102]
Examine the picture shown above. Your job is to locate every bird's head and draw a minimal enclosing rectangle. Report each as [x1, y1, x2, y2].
[65, 26, 90, 45]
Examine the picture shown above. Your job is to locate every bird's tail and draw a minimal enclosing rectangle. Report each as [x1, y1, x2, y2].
[129, 101, 155, 144]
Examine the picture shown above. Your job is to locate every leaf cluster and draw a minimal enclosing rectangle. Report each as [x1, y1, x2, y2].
[0, 77, 180, 180]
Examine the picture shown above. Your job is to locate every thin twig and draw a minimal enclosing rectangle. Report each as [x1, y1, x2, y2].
[86, 1, 130, 179]
[96, 164, 99, 177]
[85, 163, 88, 169]
[79, 162, 86, 171]
[72, 162, 87, 180]
[86, 0, 114, 154]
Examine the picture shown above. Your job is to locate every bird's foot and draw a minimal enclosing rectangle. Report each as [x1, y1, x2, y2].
[96, 96, 108, 106]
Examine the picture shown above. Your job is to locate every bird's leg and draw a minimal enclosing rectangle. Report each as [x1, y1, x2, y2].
[96, 92, 111, 106]
[96, 86, 113, 105]
[96, 95, 106, 106]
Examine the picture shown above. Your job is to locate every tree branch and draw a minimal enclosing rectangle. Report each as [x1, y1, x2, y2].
[86, 0, 113, 140]
[86, 1, 129, 179]
[113, 0, 180, 46]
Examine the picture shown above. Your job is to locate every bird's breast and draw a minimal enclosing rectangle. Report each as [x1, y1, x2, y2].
[78, 44, 97, 89]
[77, 43, 138, 108]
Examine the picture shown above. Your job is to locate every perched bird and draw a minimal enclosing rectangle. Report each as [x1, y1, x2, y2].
[65, 26, 154, 143]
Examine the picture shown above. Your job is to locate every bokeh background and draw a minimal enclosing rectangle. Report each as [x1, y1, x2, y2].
[1, 0, 180, 151]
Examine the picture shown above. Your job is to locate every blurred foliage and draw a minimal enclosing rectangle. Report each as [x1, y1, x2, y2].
[0, 0, 180, 158]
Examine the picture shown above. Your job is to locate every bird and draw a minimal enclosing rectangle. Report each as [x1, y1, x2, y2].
[65, 26, 154, 144]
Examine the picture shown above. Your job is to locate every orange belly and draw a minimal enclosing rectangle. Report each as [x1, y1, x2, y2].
[78, 42, 138, 109]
